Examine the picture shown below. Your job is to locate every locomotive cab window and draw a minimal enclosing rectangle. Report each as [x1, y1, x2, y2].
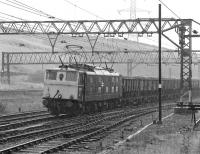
[112, 77, 115, 82]
[89, 76, 93, 83]
[90, 87, 93, 94]
[116, 77, 118, 83]
[98, 87, 102, 93]
[106, 86, 109, 93]
[79, 74, 84, 84]
[98, 76, 102, 82]
[112, 86, 114, 93]
[46, 70, 57, 80]
[66, 71, 77, 81]
[116, 86, 118, 92]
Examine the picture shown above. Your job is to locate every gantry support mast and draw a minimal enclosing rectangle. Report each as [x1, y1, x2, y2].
[179, 19, 192, 102]
[0, 18, 199, 101]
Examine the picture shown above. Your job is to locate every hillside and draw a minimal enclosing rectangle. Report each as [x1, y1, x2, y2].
[0, 34, 198, 89]
[0, 35, 159, 53]
[0, 34, 161, 74]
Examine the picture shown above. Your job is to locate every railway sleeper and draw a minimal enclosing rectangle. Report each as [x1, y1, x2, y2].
[85, 138, 101, 142]
[39, 111, 153, 153]
[63, 126, 103, 138]
[67, 145, 82, 150]
[0, 108, 162, 153]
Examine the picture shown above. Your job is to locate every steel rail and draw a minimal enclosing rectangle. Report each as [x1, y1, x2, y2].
[0, 110, 46, 121]
[0, 109, 138, 153]
[39, 110, 156, 153]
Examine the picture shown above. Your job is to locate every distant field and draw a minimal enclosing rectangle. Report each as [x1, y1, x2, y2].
[0, 90, 44, 114]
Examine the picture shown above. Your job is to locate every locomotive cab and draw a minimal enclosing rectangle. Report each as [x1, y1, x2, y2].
[42, 67, 80, 115]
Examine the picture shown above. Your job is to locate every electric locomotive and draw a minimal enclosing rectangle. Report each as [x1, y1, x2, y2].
[42, 64, 122, 115]
[42, 63, 200, 116]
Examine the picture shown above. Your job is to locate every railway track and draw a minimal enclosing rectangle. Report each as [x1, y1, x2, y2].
[0, 110, 123, 144]
[38, 112, 152, 154]
[0, 110, 47, 125]
[46, 105, 174, 154]
[0, 112, 56, 132]
[0, 104, 171, 154]
[0, 103, 175, 154]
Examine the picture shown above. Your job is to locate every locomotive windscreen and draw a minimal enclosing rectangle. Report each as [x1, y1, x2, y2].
[66, 71, 77, 81]
[45, 69, 78, 82]
[46, 70, 57, 80]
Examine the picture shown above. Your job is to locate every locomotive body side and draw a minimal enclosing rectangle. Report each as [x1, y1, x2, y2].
[85, 71, 122, 102]
[77, 68, 122, 113]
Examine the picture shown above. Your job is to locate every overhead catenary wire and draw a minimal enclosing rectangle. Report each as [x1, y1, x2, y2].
[0, 0, 85, 45]
[0, 15, 63, 50]
[7, 0, 63, 20]
[0, 11, 50, 41]
[0, 0, 63, 20]
[56, 0, 106, 51]
[62, 0, 104, 19]
[0, 0, 49, 18]
[0, 0, 102, 52]
[159, 0, 200, 29]
[157, 0, 200, 46]
[0, 0, 66, 42]
[0, 2, 83, 50]
[6, 0, 53, 18]
[0, 15, 14, 21]
[192, 20, 200, 27]
[0, 11, 24, 20]
[0, 0, 86, 33]
[158, 0, 181, 19]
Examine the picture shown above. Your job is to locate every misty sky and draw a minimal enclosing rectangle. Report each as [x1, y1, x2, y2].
[0, 0, 198, 21]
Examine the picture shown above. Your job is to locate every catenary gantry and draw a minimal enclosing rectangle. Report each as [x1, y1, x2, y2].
[0, 18, 181, 34]
[0, 18, 198, 99]
[2, 50, 200, 65]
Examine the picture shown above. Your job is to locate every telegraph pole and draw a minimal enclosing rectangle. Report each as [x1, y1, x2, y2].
[158, 4, 162, 124]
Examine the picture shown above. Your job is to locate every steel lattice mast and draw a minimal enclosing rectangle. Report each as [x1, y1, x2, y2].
[179, 19, 193, 102]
